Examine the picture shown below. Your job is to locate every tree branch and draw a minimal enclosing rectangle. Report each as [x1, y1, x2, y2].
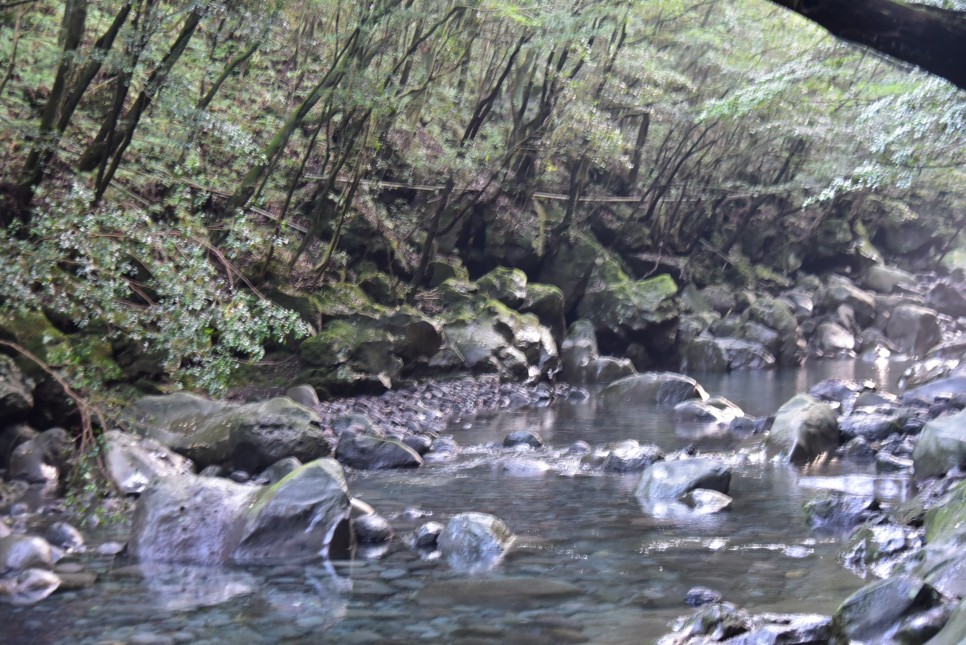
[767, 0, 966, 90]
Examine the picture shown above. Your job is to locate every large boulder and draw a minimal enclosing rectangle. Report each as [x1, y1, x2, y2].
[815, 276, 877, 327]
[886, 305, 942, 357]
[863, 265, 917, 294]
[901, 375, 966, 405]
[299, 310, 442, 394]
[129, 459, 351, 564]
[560, 320, 635, 385]
[7, 428, 73, 484]
[812, 322, 856, 357]
[766, 394, 839, 464]
[830, 576, 942, 643]
[335, 428, 423, 470]
[521, 283, 566, 341]
[477, 267, 528, 309]
[575, 257, 680, 356]
[430, 299, 558, 383]
[601, 372, 707, 405]
[928, 599, 966, 645]
[601, 440, 664, 473]
[437, 512, 515, 572]
[744, 296, 805, 366]
[927, 281, 966, 318]
[913, 409, 966, 479]
[124, 394, 331, 472]
[635, 458, 732, 501]
[682, 336, 775, 372]
[103, 430, 195, 495]
[0, 355, 33, 424]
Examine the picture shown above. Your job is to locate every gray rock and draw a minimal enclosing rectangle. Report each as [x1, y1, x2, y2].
[413, 521, 445, 549]
[925, 598, 966, 645]
[902, 375, 966, 405]
[635, 458, 731, 501]
[284, 384, 320, 408]
[129, 459, 352, 565]
[886, 304, 942, 357]
[478, 266, 528, 309]
[0, 355, 33, 424]
[831, 576, 941, 642]
[498, 458, 551, 476]
[503, 430, 543, 449]
[812, 322, 856, 356]
[602, 372, 707, 405]
[913, 409, 966, 478]
[863, 265, 916, 294]
[766, 394, 839, 464]
[126, 395, 331, 472]
[336, 429, 423, 470]
[7, 427, 72, 484]
[0, 568, 60, 605]
[438, 512, 515, 572]
[685, 586, 722, 607]
[927, 281, 966, 318]
[44, 522, 83, 551]
[682, 336, 776, 372]
[680, 489, 733, 514]
[743, 297, 806, 367]
[815, 276, 877, 327]
[738, 321, 781, 357]
[674, 397, 743, 426]
[257, 457, 303, 485]
[353, 513, 393, 545]
[844, 523, 924, 578]
[602, 440, 664, 473]
[103, 430, 194, 495]
[839, 411, 902, 442]
[0, 534, 55, 572]
[804, 494, 879, 531]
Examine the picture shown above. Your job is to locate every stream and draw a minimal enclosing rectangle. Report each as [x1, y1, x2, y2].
[3, 359, 915, 644]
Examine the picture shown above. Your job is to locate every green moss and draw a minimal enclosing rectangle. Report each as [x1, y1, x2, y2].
[924, 480, 966, 545]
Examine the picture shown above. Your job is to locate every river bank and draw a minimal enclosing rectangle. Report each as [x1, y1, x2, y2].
[3, 265, 966, 643]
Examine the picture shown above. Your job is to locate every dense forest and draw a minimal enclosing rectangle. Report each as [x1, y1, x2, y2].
[0, 0, 964, 405]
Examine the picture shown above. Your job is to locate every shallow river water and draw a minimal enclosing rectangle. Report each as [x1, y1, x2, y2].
[4, 359, 915, 644]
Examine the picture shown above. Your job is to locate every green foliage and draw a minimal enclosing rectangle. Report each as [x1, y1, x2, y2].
[0, 182, 309, 394]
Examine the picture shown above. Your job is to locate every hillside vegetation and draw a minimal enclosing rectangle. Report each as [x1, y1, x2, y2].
[0, 0, 963, 398]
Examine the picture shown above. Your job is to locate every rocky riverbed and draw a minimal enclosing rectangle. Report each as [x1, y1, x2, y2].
[3, 265, 966, 643]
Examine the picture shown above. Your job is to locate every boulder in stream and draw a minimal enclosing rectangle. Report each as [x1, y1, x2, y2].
[635, 458, 731, 503]
[912, 409, 966, 478]
[765, 394, 839, 464]
[103, 429, 195, 495]
[437, 512, 515, 572]
[602, 372, 707, 405]
[830, 575, 942, 643]
[129, 458, 352, 565]
[124, 394, 331, 472]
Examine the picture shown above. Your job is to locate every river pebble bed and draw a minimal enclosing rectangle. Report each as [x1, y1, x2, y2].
[1, 360, 916, 644]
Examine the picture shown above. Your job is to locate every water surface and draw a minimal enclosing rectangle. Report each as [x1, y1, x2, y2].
[3, 359, 913, 644]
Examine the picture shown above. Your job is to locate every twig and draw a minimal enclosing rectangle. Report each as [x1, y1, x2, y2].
[0, 339, 108, 468]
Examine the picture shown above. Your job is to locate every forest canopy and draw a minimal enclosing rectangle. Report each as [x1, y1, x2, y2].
[0, 0, 963, 397]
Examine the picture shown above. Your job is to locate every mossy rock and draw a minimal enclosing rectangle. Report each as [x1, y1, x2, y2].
[522, 283, 566, 340]
[536, 231, 608, 306]
[478, 267, 528, 309]
[576, 272, 679, 350]
[358, 272, 400, 306]
[427, 258, 470, 288]
[300, 319, 395, 368]
[924, 479, 966, 545]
